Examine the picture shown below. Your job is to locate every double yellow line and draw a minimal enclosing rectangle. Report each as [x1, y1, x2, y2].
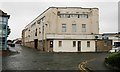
[78, 58, 96, 72]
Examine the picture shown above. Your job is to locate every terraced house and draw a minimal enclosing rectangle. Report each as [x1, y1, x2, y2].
[22, 7, 112, 52]
[0, 10, 10, 50]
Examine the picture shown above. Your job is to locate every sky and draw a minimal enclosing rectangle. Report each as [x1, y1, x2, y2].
[0, 0, 119, 40]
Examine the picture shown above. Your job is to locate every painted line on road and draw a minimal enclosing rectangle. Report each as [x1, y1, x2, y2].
[78, 58, 96, 72]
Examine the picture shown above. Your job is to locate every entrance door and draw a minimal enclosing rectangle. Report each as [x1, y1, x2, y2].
[78, 41, 81, 52]
[34, 39, 38, 49]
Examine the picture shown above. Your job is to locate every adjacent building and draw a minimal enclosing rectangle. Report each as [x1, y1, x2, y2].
[13, 38, 22, 44]
[22, 7, 112, 52]
[0, 10, 10, 50]
[103, 33, 120, 46]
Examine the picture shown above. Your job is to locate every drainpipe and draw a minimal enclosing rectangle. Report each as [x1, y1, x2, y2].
[95, 35, 98, 52]
[41, 21, 44, 51]
[95, 40, 97, 52]
[45, 23, 49, 52]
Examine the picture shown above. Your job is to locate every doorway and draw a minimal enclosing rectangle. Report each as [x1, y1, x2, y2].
[34, 39, 38, 49]
[78, 41, 81, 52]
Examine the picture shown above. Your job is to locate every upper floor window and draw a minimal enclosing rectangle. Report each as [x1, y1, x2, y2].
[0, 17, 7, 24]
[0, 24, 2, 30]
[37, 19, 41, 24]
[31, 22, 36, 27]
[59, 14, 88, 18]
[41, 16, 45, 22]
[1, 17, 7, 22]
[0, 17, 2, 22]
[37, 16, 45, 24]
[62, 24, 66, 32]
[81, 14, 88, 18]
[82, 24, 86, 32]
[35, 29, 37, 36]
[2, 24, 6, 30]
[3, 17, 7, 22]
[72, 24, 76, 32]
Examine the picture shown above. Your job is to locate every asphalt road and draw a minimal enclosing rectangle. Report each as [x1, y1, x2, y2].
[2, 44, 111, 70]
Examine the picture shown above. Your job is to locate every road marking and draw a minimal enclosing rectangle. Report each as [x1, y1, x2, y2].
[78, 58, 96, 72]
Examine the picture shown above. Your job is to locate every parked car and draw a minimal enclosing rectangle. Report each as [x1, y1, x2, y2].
[8, 41, 15, 47]
[109, 47, 120, 53]
[10, 43, 15, 47]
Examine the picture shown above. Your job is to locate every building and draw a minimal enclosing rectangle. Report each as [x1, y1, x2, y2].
[0, 10, 10, 50]
[13, 38, 22, 44]
[103, 33, 120, 46]
[22, 7, 112, 52]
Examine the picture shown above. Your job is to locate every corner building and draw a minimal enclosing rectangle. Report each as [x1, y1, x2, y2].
[22, 7, 111, 52]
[0, 10, 10, 50]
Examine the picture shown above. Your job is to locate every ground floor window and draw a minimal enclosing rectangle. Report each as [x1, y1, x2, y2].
[87, 41, 90, 47]
[58, 41, 62, 47]
[73, 41, 76, 47]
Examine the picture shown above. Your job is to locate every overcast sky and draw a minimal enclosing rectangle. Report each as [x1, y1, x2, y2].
[0, 0, 119, 40]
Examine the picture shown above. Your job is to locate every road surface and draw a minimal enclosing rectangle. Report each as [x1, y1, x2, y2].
[2, 44, 111, 71]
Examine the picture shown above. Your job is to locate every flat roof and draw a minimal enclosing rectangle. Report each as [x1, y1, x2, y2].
[49, 7, 98, 9]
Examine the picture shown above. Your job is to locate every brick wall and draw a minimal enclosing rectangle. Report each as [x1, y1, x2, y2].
[96, 40, 112, 52]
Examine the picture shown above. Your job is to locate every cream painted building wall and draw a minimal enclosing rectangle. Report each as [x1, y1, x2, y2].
[24, 7, 99, 42]
[57, 8, 99, 34]
[53, 40, 95, 52]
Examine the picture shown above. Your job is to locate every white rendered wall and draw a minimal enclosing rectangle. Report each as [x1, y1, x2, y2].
[81, 40, 95, 52]
[53, 40, 77, 52]
[53, 40, 95, 52]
